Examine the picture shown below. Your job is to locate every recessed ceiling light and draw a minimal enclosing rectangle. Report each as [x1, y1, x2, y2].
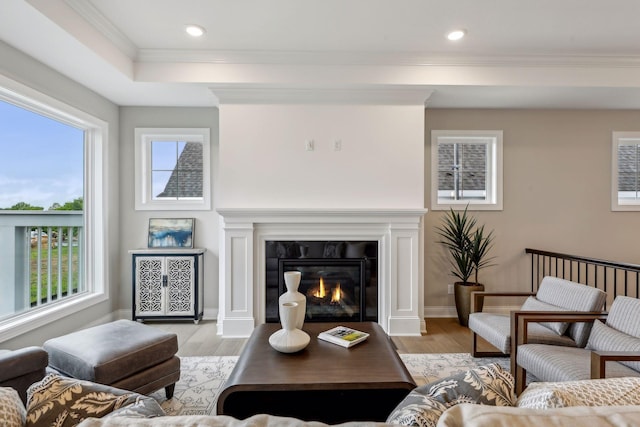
[185, 25, 206, 37]
[447, 29, 466, 41]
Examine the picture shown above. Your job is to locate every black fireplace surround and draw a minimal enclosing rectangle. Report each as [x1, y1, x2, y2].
[265, 240, 378, 324]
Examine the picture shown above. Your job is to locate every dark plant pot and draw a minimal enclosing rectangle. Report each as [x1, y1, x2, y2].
[454, 282, 485, 327]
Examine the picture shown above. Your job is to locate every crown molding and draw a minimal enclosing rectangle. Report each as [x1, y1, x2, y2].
[209, 84, 434, 105]
[64, 0, 137, 59]
[137, 48, 640, 69]
[59, 0, 640, 70]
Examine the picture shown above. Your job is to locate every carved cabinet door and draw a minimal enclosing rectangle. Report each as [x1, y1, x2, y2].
[165, 256, 195, 316]
[135, 256, 165, 316]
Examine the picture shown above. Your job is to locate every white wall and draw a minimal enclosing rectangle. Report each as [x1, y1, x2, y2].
[218, 104, 425, 209]
[0, 40, 120, 348]
[118, 107, 220, 315]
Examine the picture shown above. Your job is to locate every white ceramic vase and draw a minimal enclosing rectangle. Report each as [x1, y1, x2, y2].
[268, 301, 310, 353]
[279, 271, 306, 329]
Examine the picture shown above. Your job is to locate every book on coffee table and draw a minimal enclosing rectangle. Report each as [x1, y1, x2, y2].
[318, 325, 370, 348]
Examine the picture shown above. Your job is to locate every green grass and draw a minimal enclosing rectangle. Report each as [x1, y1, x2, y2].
[30, 245, 79, 305]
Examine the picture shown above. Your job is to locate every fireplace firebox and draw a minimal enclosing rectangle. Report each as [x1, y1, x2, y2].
[280, 258, 364, 321]
[265, 240, 378, 324]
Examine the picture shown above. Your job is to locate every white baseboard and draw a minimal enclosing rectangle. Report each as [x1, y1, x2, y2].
[104, 306, 516, 332]
[106, 308, 218, 323]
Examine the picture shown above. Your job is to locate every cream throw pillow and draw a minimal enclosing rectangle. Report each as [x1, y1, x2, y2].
[517, 377, 640, 409]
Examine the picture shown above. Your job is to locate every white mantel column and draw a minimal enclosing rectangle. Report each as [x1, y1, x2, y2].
[217, 219, 255, 337]
[387, 224, 424, 335]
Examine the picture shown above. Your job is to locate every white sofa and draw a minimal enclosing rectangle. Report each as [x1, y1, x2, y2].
[77, 414, 390, 427]
[76, 404, 640, 427]
[436, 404, 640, 427]
[5, 383, 640, 427]
[6, 362, 640, 427]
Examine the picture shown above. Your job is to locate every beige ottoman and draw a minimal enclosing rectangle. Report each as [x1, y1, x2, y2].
[43, 319, 180, 398]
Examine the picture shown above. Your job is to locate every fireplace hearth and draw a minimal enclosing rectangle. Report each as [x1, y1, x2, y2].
[265, 241, 378, 324]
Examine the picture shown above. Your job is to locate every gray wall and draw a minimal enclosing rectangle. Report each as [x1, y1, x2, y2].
[424, 109, 640, 313]
[0, 40, 120, 348]
[118, 107, 220, 315]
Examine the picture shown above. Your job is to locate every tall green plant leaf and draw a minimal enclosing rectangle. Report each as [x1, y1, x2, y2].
[470, 225, 496, 284]
[436, 206, 495, 285]
[435, 207, 476, 283]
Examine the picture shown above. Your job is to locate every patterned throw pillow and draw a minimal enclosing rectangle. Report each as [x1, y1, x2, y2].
[517, 377, 640, 409]
[386, 363, 516, 427]
[0, 387, 26, 427]
[26, 374, 164, 427]
[520, 296, 570, 335]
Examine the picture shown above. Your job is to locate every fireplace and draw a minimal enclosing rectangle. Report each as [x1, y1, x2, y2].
[265, 240, 378, 323]
[216, 208, 426, 337]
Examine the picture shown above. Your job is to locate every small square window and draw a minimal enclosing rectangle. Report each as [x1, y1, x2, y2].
[612, 132, 640, 211]
[431, 130, 503, 211]
[135, 128, 211, 210]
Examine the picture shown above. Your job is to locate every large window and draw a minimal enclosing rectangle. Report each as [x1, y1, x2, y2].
[135, 128, 211, 210]
[431, 130, 503, 211]
[612, 132, 640, 211]
[0, 75, 108, 341]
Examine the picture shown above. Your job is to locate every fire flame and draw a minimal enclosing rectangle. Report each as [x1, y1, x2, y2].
[331, 283, 342, 303]
[313, 277, 326, 298]
[311, 278, 343, 303]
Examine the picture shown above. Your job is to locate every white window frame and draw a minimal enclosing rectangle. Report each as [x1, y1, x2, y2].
[611, 131, 640, 211]
[431, 130, 503, 211]
[134, 128, 211, 211]
[0, 74, 109, 342]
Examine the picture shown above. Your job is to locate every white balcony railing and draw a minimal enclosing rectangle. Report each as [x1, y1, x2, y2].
[0, 211, 83, 320]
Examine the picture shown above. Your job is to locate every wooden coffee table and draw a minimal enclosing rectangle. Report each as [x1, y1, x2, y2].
[217, 322, 416, 423]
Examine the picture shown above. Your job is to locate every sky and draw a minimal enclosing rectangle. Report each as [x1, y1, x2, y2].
[0, 100, 84, 210]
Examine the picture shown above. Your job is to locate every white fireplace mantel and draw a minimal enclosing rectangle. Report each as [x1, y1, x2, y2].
[217, 208, 427, 337]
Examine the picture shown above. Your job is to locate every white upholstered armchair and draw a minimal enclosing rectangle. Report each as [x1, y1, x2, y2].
[468, 276, 607, 373]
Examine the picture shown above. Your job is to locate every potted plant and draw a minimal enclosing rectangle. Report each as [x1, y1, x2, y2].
[436, 206, 495, 326]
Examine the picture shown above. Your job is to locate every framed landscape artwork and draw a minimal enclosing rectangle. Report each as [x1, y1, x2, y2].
[148, 218, 194, 248]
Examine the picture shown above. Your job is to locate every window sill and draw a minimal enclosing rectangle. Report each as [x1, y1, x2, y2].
[0, 292, 108, 343]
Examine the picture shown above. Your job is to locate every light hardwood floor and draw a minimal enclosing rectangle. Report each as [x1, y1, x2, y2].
[149, 318, 493, 357]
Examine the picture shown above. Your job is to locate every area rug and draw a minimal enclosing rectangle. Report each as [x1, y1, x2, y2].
[150, 353, 511, 416]
[398, 353, 510, 386]
[151, 356, 239, 416]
